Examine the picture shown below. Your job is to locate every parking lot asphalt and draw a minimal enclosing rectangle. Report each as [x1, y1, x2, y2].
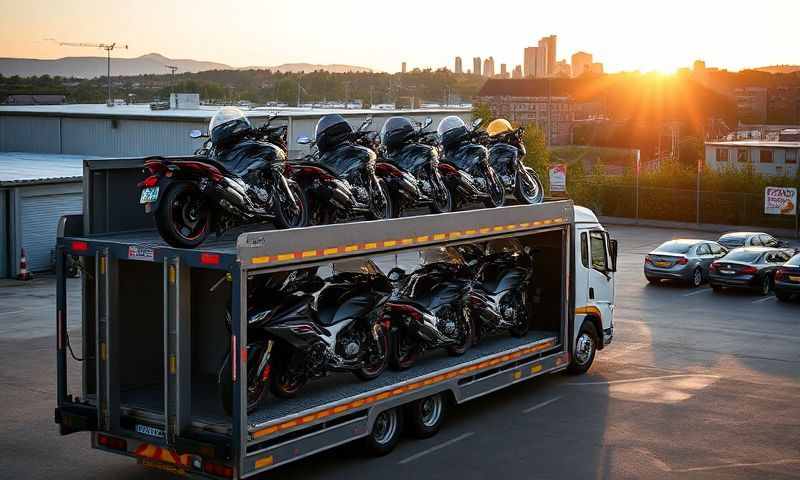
[0, 224, 798, 479]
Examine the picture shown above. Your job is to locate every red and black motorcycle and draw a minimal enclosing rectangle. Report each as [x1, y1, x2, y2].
[138, 109, 309, 248]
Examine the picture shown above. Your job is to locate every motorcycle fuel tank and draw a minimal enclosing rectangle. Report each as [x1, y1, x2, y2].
[388, 143, 438, 173]
[448, 143, 489, 173]
[318, 144, 376, 178]
[215, 140, 286, 176]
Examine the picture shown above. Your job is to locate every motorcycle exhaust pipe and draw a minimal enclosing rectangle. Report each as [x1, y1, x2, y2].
[328, 179, 356, 209]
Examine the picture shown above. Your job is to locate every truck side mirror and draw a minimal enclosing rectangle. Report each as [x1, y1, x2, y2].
[609, 238, 618, 272]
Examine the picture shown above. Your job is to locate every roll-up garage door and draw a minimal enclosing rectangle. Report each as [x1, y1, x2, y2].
[21, 193, 82, 271]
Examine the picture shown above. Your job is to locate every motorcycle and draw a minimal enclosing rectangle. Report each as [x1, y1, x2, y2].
[138, 113, 309, 248]
[478, 126, 544, 205]
[383, 247, 474, 370]
[461, 239, 533, 341]
[287, 117, 393, 224]
[438, 118, 506, 209]
[377, 117, 452, 216]
[217, 260, 392, 413]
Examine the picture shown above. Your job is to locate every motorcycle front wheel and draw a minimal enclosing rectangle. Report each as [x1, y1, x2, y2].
[155, 182, 211, 248]
[270, 350, 307, 398]
[274, 180, 310, 229]
[446, 307, 474, 356]
[366, 178, 394, 220]
[390, 329, 421, 370]
[354, 324, 389, 380]
[482, 167, 506, 208]
[429, 171, 453, 214]
[218, 347, 268, 416]
[514, 167, 544, 205]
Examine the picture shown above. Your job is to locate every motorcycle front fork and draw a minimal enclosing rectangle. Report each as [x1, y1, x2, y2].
[255, 339, 274, 383]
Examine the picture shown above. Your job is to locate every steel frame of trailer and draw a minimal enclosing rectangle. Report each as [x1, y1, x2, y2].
[55, 199, 576, 479]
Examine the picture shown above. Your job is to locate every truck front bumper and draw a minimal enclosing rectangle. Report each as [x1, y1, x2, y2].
[603, 326, 613, 347]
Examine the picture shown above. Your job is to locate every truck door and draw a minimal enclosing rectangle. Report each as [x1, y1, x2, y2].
[587, 230, 614, 328]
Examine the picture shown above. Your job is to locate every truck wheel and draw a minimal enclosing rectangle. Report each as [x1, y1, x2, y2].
[568, 322, 598, 375]
[406, 393, 446, 439]
[363, 408, 402, 456]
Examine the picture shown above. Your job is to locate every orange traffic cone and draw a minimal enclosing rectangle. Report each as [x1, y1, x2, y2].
[17, 248, 33, 281]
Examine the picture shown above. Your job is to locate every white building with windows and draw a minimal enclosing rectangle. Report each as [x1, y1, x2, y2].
[704, 140, 800, 177]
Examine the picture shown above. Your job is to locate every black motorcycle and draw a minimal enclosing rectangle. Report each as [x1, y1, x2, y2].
[138, 112, 308, 248]
[217, 260, 391, 413]
[383, 247, 474, 370]
[461, 239, 533, 341]
[287, 117, 392, 224]
[480, 127, 544, 205]
[377, 117, 452, 216]
[437, 118, 505, 209]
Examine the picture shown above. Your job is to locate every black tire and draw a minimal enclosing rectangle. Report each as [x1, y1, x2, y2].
[688, 267, 703, 289]
[514, 168, 544, 205]
[218, 349, 268, 417]
[446, 308, 473, 356]
[429, 171, 453, 214]
[155, 182, 210, 248]
[363, 408, 403, 456]
[366, 178, 393, 220]
[406, 393, 446, 439]
[390, 329, 420, 370]
[354, 324, 389, 381]
[273, 180, 309, 229]
[776, 291, 792, 302]
[756, 275, 772, 296]
[568, 321, 598, 375]
[483, 167, 505, 208]
[269, 351, 307, 399]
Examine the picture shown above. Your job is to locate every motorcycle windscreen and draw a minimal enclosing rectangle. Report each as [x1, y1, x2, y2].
[390, 144, 437, 173]
[318, 144, 375, 178]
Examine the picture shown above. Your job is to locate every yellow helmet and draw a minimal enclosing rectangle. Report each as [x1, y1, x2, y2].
[486, 118, 513, 137]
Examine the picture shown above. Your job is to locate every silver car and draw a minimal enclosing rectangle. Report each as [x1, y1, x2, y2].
[644, 239, 728, 288]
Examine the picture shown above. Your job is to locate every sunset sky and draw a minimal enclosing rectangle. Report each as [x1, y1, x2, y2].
[0, 0, 796, 74]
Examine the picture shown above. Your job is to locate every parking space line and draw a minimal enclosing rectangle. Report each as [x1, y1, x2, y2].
[566, 374, 720, 386]
[522, 396, 562, 414]
[683, 288, 711, 297]
[397, 432, 475, 464]
[751, 296, 776, 304]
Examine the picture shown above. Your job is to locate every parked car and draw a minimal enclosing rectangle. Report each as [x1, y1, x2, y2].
[709, 247, 794, 295]
[775, 253, 800, 302]
[644, 239, 728, 287]
[717, 232, 786, 249]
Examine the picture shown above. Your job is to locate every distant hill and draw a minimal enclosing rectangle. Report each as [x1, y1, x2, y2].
[0, 53, 232, 78]
[240, 63, 374, 74]
[754, 65, 800, 74]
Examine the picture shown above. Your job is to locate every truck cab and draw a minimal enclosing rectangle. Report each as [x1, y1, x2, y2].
[571, 206, 616, 373]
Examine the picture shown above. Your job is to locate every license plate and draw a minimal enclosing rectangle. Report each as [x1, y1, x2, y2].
[720, 269, 735, 275]
[135, 423, 165, 439]
[139, 186, 159, 204]
[790, 276, 800, 282]
[138, 459, 185, 476]
[654, 261, 671, 268]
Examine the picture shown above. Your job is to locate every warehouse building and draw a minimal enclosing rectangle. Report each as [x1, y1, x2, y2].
[0, 104, 471, 277]
[704, 140, 800, 177]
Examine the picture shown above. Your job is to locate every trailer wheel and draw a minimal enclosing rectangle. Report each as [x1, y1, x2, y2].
[406, 393, 446, 439]
[363, 408, 402, 456]
[567, 322, 598, 375]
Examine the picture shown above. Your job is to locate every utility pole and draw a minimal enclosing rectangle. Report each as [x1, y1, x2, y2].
[47, 39, 127, 106]
[165, 65, 178, 95]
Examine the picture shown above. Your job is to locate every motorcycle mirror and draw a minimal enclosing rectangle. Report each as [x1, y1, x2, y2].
[359, 117, 373, 131]
[189, 129, 204, 139]
[423, 117, 432, 129]
[472, 118, 483, 129]
[297, 136, 313, 145]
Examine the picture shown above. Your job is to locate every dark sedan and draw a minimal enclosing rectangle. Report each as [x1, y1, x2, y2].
[709, 247, 794, 295]
[775, 253, 800, 302]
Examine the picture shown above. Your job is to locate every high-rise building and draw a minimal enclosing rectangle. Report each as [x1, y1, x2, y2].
[535, 46, 547, 77]
[512, 65, 523, 79]
[401, 62, 407, 74]
[571, 51, 592, 78]
[455, 56, 463, 74]
[554, 60, 571, 78]
[693, 59, 706, 72]
[524, 47, 538, 78]
[537, 35, 557, 77]
[483, 57, 495, 77]
[500, 63, 508, 78]
[473, 57, 482, 76]
[590, 62, 604, 75]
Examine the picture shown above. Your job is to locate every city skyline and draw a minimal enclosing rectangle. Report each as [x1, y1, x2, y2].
[0, 0, 796, 75]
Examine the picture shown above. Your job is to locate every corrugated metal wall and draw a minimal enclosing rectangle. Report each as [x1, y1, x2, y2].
[61, 118, 208, 157]
[20, 191, 82, 271]
[0, 116, 62, 153]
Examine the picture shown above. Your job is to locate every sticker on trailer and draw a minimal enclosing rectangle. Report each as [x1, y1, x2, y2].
[128, 245, 155, 261]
